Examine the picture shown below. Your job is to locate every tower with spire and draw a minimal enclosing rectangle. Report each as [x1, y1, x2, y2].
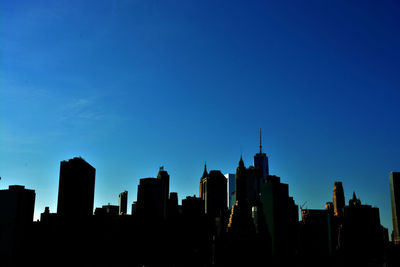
[254, 128, 269, 183]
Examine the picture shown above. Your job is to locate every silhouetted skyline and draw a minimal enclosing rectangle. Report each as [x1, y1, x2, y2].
[1, 0, 400, 239]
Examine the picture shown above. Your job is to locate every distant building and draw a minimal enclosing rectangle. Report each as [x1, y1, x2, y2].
[228, 157, 255, 234]
[167, 192, 179, 217]
[57, 157, 96, 218]
[260, 175, 298, 258]
[95, 204, 119, 216]
[0, 185, 35, 261]
[182, 195, 204, 217]
[253, 129, 269, 183]
[225, 173, 235, 209]
[299, 209, 332, 260]
[390, 172, 400, 244]
[157, 167, 170, 219]
[119, 191, 128, 215]
[333, 181, 345, 217]
[136, 178, 164, 219]
[200, 168, 227, 219]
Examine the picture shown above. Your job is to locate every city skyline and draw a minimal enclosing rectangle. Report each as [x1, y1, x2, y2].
[1, 0, 400, 241]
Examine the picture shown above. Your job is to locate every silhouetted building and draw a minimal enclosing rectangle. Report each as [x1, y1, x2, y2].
[225, 173, 235, 209]
[299, 209, 333, 263]
[131, 201, 137, 215]
[260, 175, 298, 258]
[157, 166, 170, 219]
[0, 185, 35, 262]
[167, 192, 179, 218]
[333, 181, 345, 217]
[94, 204, 119, 216]
[339, 195, 385, 264]
[199, 163, 208, 201]
[228, 157, 255, 234]
[325, 201, 334, 215]
[390, 172, 400, 245]
[119, 191, 128, 215]
[57, 157, 96, 218]
[136, 178, 164, 219]
[200, 169, 227, 219]
[254, 128, 269, 183]
[182, 195, 204, 217]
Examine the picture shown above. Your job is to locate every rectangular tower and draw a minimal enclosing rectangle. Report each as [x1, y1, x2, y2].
[119, 191, 128, 215]
[390, 172, 400, 244]
[57, 157, 96, 218]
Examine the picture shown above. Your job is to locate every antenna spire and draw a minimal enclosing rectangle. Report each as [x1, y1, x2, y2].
[259, 128, 262, 153]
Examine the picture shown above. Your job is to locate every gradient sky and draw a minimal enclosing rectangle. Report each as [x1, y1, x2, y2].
[1, 1, 399, 235]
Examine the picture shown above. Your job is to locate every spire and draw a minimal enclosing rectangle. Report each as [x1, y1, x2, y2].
[239, 156, 245, 168]
[259, 128, 262, 153]
[201, 162, 208, 179]
[352, 191, 357, 200]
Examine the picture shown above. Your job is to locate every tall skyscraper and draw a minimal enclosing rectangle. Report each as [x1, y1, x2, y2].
[157, 166, 170, 218]
[225, 173, 235, 209]
[200, 168, 227, 218]
[119, 191, 128, 215]
[254, 129, 269, 183]
[57, 157, 96, 217]
[136, 178, 164, 219]
[228, 157, 255, 234]
[0, 185, 35, 260]
[333, 181, 345, 217]
[390, 172, 400, 244]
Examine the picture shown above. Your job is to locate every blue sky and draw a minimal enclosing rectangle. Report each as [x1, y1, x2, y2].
[1, 1, 399, 235]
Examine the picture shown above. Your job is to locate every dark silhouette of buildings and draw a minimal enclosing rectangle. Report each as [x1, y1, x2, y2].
[0, 185, 35, 265]
[95, 204, 119, 216]
[333, 181, 345, 217]
[390, 172, 400, 245]
[136, 177, 165, 219]
[119, 190, 128, 215]
[57, 157, 96, 217]
[157, 166, 170, 219]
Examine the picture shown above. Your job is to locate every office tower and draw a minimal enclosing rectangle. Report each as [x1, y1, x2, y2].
[157, 166, 170, 218]
[94, 204, 119, 216]
[199, 163, 208, 198]
[225, 173, 235, 209]
[119, 191, 128, 215]
[200, 170, 227, 218]
[167, 192, 179, 217]
[136, 178, 164, 219]
[299, 209, 333, 260]
[390, 172, 400, 244]
[0, 185, 35, 260]
[254, 129, 269, 183]
[57, 157, 96, 217]
[340, 198, 385, 263]
[182, 195, 204, 217]
[333, 181, 345, 217]
[260, 175, 297, 258]
[228, 157, 255, 233]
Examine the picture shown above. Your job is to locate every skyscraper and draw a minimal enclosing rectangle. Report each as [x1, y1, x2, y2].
[136, 178, 164, 219]
[200, 168, 227, 218]
[333, 181, 345, 217]
[119, 191, 128, 215]
[57, 157, 96, 217]
[390, 172, 400, 244]
[254, 129, 269, 183]
[157, 166, 170, 219]
[225, 173, 235, 209]
[0, 185, 35, 261]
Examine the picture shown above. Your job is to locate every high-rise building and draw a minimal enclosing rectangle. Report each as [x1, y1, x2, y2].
[200, 169, 227, 218]
[260, 175, 297, 257]
[136, 178, 164, 219]
[0, 185, 35, 260]
[119, 191, 128, 215]
[228, 157, 255, 234]
[254, 129, 269, 183]
[57, 157, 96, 217]
[225, 173, 235, 209]
[390, 172, 400, 244]
[157, 166, 170, 218]
[333, 181, 345, 217]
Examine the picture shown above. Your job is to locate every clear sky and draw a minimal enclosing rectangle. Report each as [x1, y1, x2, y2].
[1, 1, 399, 235]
